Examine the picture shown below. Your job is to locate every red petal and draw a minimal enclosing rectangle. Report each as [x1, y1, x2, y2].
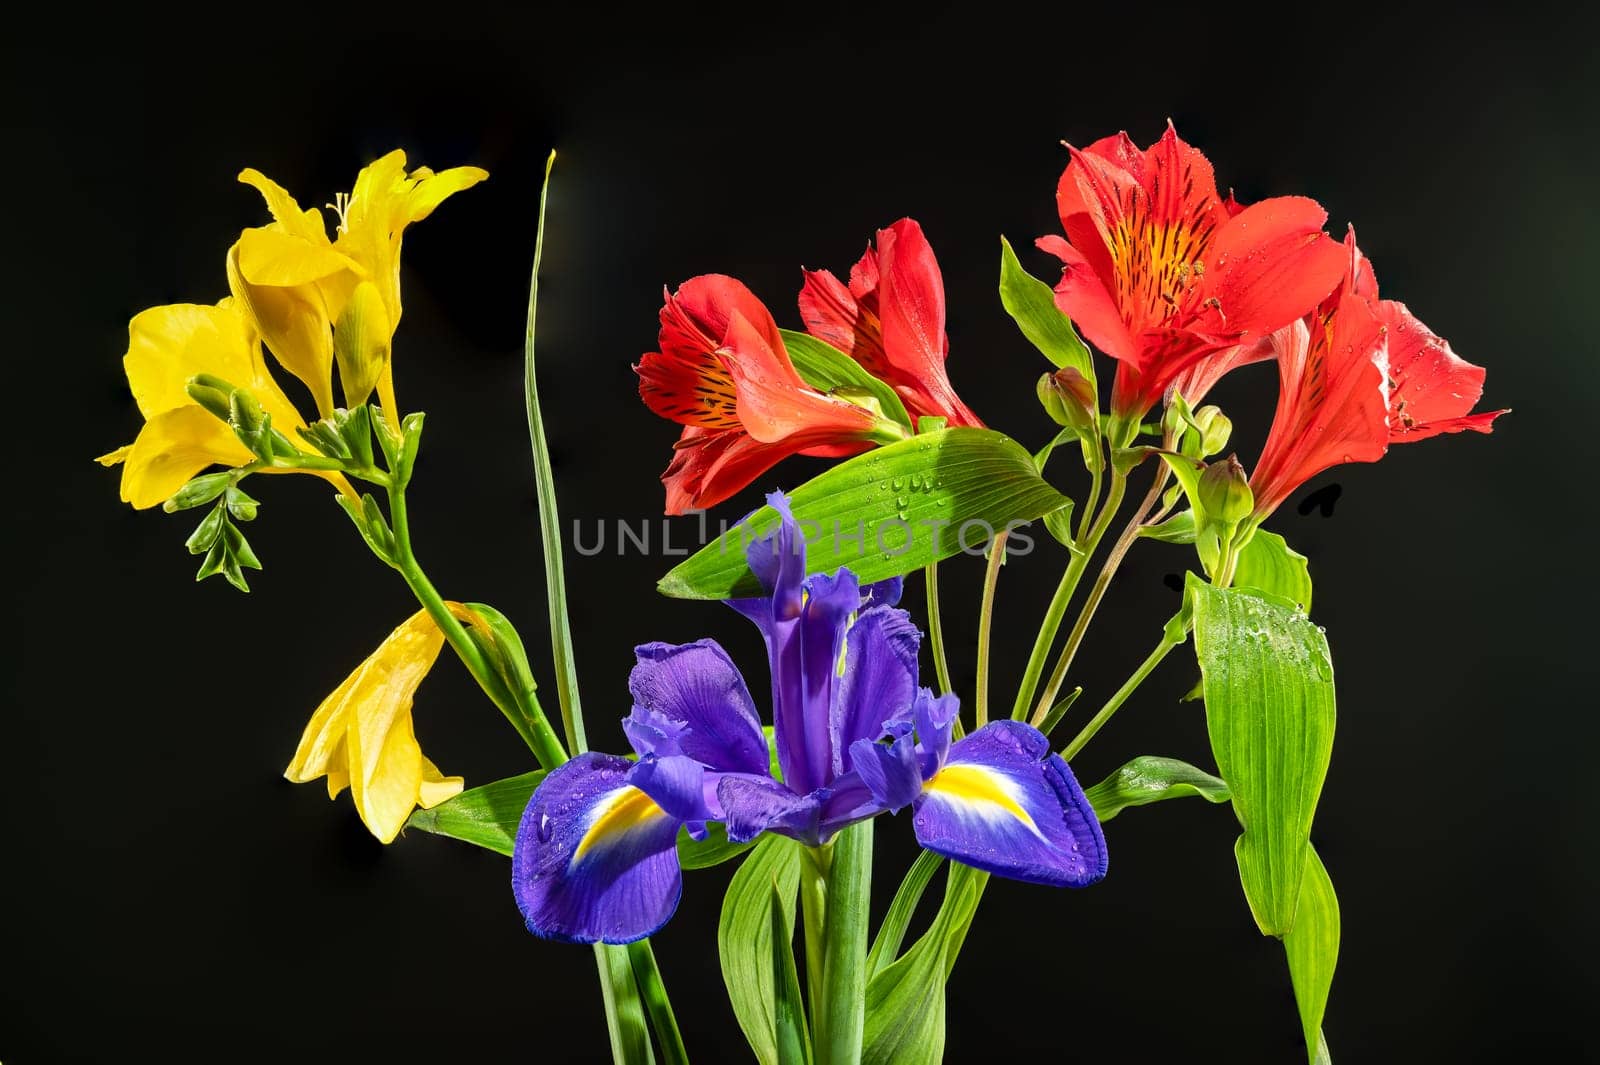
[720, 311, 878, 444]
[798, 267, 891, 377]
[1249, 287, 1390, 518]
[1038, 234, 1139, 366]
[636, 347, 741, 429]
[1380, 299, 1505, 442]
[660, 274, 785, 361]
[873, 220, 983, 427]
[1200, 196, 1346, 336]
[1167, 335, 1275, 408]
[661, 426, 799, 515]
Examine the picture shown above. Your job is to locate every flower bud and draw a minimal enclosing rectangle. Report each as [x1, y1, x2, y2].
[333, 281, 392, 408]
[1198, 454, 1254, 525]
[1037, 368, 1097, 434]
[186, 374, 238, 422]
[1193, 405, 1232, 457]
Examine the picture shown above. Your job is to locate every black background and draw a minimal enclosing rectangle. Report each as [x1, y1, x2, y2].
[5, 5, 1596, 1062]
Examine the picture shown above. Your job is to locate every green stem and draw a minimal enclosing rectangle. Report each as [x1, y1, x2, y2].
[923, 563, 953, 699]
[1060, 619, 1187, 761]
[1030, 463, 1171, 722]
[386, 481, 566, 767]
[974, 531, 1008, 729]
[1010, 442, 1119, 722]
[594, 943, 656, 1064]
[802, 823, 872, 1065]
[628, 941, 689, 1065]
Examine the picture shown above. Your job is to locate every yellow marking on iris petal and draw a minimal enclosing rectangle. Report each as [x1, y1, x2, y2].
[922, 764, 1037, 831]
[573, 786, 669, 863]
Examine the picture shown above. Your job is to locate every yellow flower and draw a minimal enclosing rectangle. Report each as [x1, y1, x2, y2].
[231, 151, 487, 415]
[284, 606, 471, 843]
[95, 300, 346, 509]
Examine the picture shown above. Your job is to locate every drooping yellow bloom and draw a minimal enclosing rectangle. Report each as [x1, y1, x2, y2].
[285, 607, 470, 843]
[232, 151, 487, 415]
[95, 300, 338, 509]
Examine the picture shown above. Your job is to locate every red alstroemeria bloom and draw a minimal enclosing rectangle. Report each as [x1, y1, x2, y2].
[637, 275, 895, 514]
[1038, 124, 1348, 430]
[1247, 231, 1506, 520]
[798, 218, 983, 428]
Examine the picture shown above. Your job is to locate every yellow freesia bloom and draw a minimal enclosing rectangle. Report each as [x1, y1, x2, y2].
[284, 607, 470, 843]
[231, 151, 487, 415]
[95, 300, 343, 509]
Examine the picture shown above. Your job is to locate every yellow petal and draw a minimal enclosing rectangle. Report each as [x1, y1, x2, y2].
[119, 406, 253, 509]
[237, 168, 331, 246]
[332, 281, 391, 407]
[404, 166, 489, 224]
[417, 757, 465, 809]
[285, 610, 451, 843]
[96, 445, 132, 466]
[123, 304, 259, 419]
[227, 244, 336, 418]
[237, 226, 361, 288]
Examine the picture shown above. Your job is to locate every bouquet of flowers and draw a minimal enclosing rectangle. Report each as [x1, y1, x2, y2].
[98, 126, 1501, 1063]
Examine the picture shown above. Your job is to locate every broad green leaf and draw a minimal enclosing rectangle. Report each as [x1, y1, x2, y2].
[866, 850, 945, 980]
[1285, 846, 1339, 1064]
[770, 882, 813, 1065]
[781, 329, 913, 432]
[659, 429, 1070, 599]
[861, 863, 987, 1065]
[677, 822, 755, 870]
[405, 770, 545, 856]
[720, 835, 803, 1065]
[1235, 530, 1314, 611]
[1085, 756, 1231, 822]
[1142, 516, 1314, 610]
[998, 236, 1095, 386]
[1190, 577, 1335, 936]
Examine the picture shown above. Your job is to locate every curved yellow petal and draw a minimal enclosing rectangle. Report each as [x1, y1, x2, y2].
[227, 243, 336, 418]
[285, 610, 452, 843]
[332, 281, 391, 407]
[124, 304, 260, 419]
[418, 757, 465, 809]
[236, 226, 361, 289]
[96, 445, 132, 466]
[119, 406, 254, 509]
[237, 168, 330, 246]
[404, 166, 489, 224]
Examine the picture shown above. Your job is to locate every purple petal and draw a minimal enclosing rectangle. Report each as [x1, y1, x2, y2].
[862, 575, 904, 608]
[627, 754, 716, 824]
[512, 752, 683, 944]
[815, 772, 883, 840]
[912, 689, 960, 779]
[849, 733, 922, 813]
[911, 721, 1106, 888]
[716, 774, 821, 844]
[833, 606, 921, 775]
[626, 640, 768, 775]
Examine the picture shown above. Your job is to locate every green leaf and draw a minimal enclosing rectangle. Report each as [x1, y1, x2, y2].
[998, 236, 1095, 386]
[1284, 845, 1339, 1064]
[404, 769, 545, 856]
[1190, 577, 1335, 936]
[861, 864, 987, 1065]
[770, 881, 813, 1065]
[1084, 755, 1231, 823]
[866, 849, 944, 980]
[1042, 501, 1076, 549]
[677, 822, 756, 870]
[524, 149, 585, 753]
[1035, 686, 1083, 740]
[1140, 508, 1198, 544]
[458, 602, 541, 717]
[781, 329, 913, 432]
[721, 835, 803, 1065]
[1234, 529, 1314, 612]
[659, 428, 1070, 599]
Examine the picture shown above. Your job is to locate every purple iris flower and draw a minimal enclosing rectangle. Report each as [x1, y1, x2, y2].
[512, 494, 1106, 944]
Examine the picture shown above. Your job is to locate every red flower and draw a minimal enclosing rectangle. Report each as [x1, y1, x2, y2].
[1038, 124, 1348, 431]
[799, 218, 983, 428]
[1246, 231, 1505, 519]
[637, 275, 895, 514]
